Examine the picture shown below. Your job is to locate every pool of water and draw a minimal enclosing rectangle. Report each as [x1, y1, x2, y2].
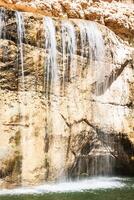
[0, 177, 134, 200]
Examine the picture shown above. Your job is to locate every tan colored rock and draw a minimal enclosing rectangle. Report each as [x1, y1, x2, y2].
[0, 9, 134, 186]
[0, 0, 133, 44]
[0, 0, 133, 187]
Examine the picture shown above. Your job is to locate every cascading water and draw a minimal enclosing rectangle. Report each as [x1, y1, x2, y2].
[44, 17, 58, 97]
[15, 11, 28, 183]
[61, 20, 77, 87]
[43, 17, 65, 180]
[73, 20, 105, 84]
[0, 8, 120, 186]
[0, 8, 5, 38]
[0, 8, 7, 63]
[71, 19, 115, 177]
[15, 11, 25, 90]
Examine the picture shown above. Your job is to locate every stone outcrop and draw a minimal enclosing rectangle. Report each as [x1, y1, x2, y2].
[0, 0, 134, 188]
[0, 0, 133, 44]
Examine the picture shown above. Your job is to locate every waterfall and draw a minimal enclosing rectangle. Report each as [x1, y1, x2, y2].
[0, 8, 118, 185]
[43, 17, 67, 181]
[0, 8, 5, 39]
[15, 11, 30, 184]
[61, 20, 77, 89]
[15, 11, 25, 90]
[44, 17, 58, 97]
[76, 20, 105, 86]
[71, 19, 114, 177]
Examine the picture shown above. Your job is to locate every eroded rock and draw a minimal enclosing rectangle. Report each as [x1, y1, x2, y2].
[0, 1, 133, 187]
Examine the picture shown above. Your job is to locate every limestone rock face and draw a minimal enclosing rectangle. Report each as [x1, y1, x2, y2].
[0, 0, 133, 188]
[0, 0, 133, 44]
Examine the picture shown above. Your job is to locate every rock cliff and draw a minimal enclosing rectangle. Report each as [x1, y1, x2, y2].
[0, 0, 133, 44]
[0, 0, 134, 187]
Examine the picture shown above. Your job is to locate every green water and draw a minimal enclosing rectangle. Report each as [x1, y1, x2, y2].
[0, 189, 134, 200]
[0, 178, 134, 200]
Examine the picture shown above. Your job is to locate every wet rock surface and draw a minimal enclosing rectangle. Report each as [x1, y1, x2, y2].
[0, 0, 134, 188]
[0, 0, 133, 44]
